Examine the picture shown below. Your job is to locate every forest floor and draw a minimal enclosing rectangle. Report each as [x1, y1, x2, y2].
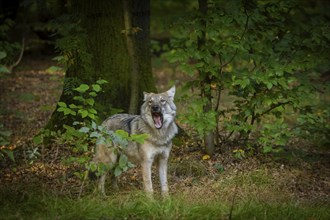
[0, 55, 329, 219]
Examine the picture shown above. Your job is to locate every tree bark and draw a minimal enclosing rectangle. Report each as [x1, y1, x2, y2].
[123, 0, 139, 115]
[198, 0, 215, 155]
[46, 0, 155, 130]
[131, 0, 155, 102]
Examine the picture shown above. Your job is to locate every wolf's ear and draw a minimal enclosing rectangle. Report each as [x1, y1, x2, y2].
[143, 92, 149, 101]
[167, 86, 176, 100]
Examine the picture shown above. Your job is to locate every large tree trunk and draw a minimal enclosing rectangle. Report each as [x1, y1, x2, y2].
[46, 0, 155, 130]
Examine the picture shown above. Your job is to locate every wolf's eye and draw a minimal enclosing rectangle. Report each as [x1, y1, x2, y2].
[160, 99, 166, 105]
[148, 100, 152, 105]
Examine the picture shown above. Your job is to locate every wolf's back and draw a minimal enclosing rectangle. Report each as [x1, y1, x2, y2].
[102, 114, 140, 134]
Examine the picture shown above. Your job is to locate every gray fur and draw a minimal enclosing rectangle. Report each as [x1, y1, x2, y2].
[93, 86, 178, 196]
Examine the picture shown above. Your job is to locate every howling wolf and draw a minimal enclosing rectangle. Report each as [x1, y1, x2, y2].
[92, 86, 178, 196]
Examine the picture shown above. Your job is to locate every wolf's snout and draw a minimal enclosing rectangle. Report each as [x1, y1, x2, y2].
[151, 105, 161, 113]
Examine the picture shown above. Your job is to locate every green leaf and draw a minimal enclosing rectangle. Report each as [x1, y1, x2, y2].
[263, 146, 273, 153]
[96, 79, 108, 85]
[263, 98, 273, 106]
[58, 102, 67, 107]
[89, 92, 97, 97]
[115, 130, 129, 139]
[90, 131, 100, 138]
[0, 65, 10, 73]
[0, 130, 11, 137]
[266, 82, 273, 90]
[213, 163, 224, 173]
[4, 149, 15, 161]
[89, 163, 97, 172]
[73, 96, 85, 102]
[74, 84, 89, 93]
[70, 110, 77, 116]
[114, 166, 122, 177]
[241, 78, 250, 89]
[57, 107, 65, 112]
[46, 66, 63, 74]
[119, 154, 128, 169]
[88, 108, 97, 114]
[69, 104, 78, 109]
[91, 121, 97, 130]
[63, 108, 72, 115]
[73, 171, 83, 180]
[0, 140, 9, 146]
[79, 109, 88, 118]
[33, 135, 43, 145]
[52, 55, 65, 62]
[92, 84, 101, 92]
[244, 109, 252, 117]
[131, 133, 149, 144]
[96, 136, 106, 145]
[127, 161, 135, 168]
[0, 51, 7, 60]
[85, 98, 95, 106]
[88, 113, 96, 119]
[79, 127, 90, 133]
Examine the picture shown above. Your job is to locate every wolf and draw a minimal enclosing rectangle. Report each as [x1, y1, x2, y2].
[92, 86, 178, 196]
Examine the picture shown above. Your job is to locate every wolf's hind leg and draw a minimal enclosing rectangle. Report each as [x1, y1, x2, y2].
[110, 172, 119, 190]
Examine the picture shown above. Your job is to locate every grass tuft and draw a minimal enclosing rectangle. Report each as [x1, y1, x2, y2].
[1, 166, 329, 220]
[1, 186, 328, 220]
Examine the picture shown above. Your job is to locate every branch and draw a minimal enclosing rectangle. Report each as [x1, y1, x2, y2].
[257, 101, 292, 118]
[8, 37, 25, 73]
[221, 7, 250, 68]
[221, 49, 238, 68]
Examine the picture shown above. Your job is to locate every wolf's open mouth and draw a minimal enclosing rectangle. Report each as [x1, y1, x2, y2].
[152, 113, 163, 129]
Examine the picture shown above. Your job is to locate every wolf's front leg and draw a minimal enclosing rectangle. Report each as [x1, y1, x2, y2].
[141, 159, 153, 195]
[98, 174, 107, 196]
[158, 157, 169, 196]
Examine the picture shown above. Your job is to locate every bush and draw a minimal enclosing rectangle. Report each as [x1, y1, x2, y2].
[165, 0, 330, 154]
[33, 80, 147, 196]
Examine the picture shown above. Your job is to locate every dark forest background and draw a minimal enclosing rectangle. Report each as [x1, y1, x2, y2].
[0, 0, 329, 219]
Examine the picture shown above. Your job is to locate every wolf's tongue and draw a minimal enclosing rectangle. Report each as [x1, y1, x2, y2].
[153, 115, 162, 129]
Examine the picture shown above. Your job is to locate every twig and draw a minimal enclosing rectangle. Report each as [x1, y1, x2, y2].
[215, 88, 222, 149]
[51, 144, 60, 164]
[78, 171, 88, 199]
[8, 37, 25, 73]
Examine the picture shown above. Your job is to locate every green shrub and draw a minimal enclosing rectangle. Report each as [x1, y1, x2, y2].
[0, 18, 21, 67]
[165, 0, 330, 154]
[32, 80, 147, 195]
